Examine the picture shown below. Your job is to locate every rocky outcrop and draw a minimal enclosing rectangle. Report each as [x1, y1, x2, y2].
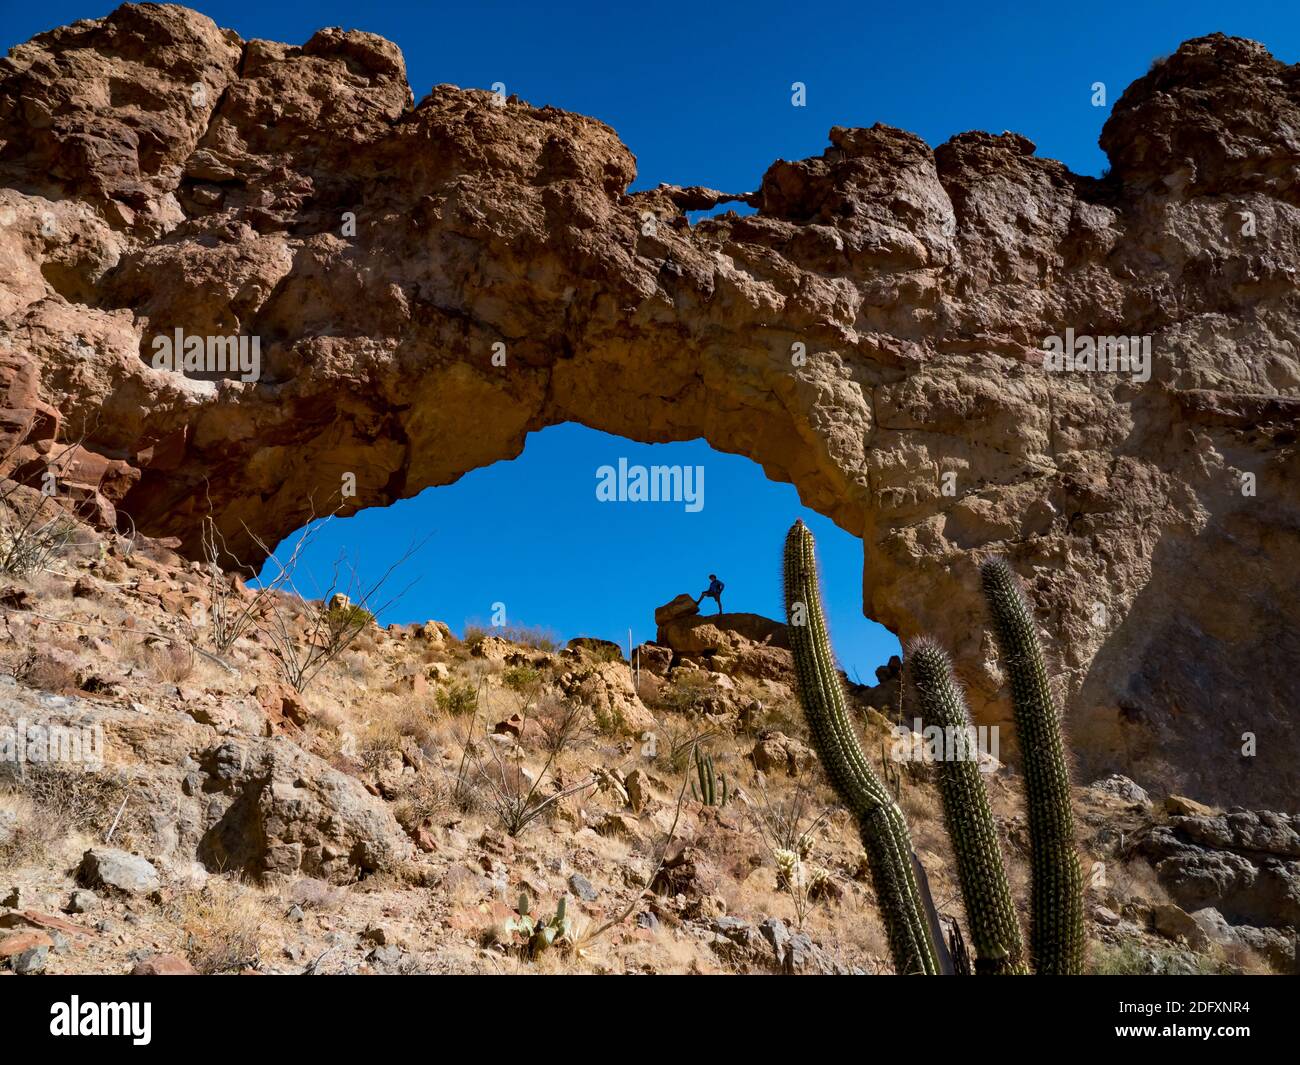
[2, 6, 1298, 805]
[0, 679, 412, 884]
[195, 735, 414, 883]
[1138, 810, 1300, 927]
[654, 597, 793, 680]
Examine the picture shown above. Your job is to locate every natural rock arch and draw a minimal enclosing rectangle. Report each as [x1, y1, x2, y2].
[1, 5, 1297, 805]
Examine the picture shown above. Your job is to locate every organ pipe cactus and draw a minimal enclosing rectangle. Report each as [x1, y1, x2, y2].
[980, 558, 1086, 975]
[781, 521, 1085, 976]
[782, 520, 941, 976]
[690, 749, 729, 807]
[906, 637, 1026, 975]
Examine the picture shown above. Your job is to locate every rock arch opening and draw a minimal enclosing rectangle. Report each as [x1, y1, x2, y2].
[255, 422, 903, 683]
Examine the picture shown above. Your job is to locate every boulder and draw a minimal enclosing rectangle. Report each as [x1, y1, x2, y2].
[195, 736, 413, 884]
[557, 661, 657, 737]
[1090, 775, 1151, 805]
[654, 595, 699, 626]
[633, 642, 673, 677]
[1166, 795, 1217, 817]
[0, 930, 54, 959]
[77, 848, 161, 895]
[1151, 903, 1210, 950]
[11, 945, 48, 974]
[656, 612, 788, 657]
[63, 890, 98, 915]
[567, 637, 624, 660]
[750, 731, 815, 776]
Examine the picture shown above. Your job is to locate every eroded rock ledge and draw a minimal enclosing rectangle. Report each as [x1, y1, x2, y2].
[1, 4, 1297, 805]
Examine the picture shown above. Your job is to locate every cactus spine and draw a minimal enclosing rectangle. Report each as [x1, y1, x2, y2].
[979, 558, 1085, 975]
[907, 637, 1026, 975]
[783, 520, 940, 975]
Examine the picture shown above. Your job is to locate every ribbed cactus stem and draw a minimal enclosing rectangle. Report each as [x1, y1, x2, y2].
[980, 558, 1085, 975]
[783, 520, 940, 975]
[907, 636, 1026, 975]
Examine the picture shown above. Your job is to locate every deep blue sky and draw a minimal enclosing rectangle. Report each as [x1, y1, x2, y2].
[5, 1, 1297, 674]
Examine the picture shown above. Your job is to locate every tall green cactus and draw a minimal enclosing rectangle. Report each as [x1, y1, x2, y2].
[980, 558, 1085, 975]
[783, 520, 941, 975]
[906, 637, 1026, 975]
[690, 749, 729, 807]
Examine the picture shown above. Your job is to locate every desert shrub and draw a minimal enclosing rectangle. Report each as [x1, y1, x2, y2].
[437, 680, 479, 717]
[498, 624, 562, 652]
[146, 642, 195, 684]
[15, 652, 81, 692]
[502, 665, 541, 692]
[1089, 940, 1222, 976]
[657, 671, 715, 715]
[462, 625, 488, 650]
[588, 643, 625, 664]
[0, 792, 61, 866]
[357, 729, 404, 772]
[0, 499, 78, 578]
[327, 602, 374, 630]
[392, 773, 449, 832]
[250, 527, 423, 693]
[1, 762, 143, 842]
[176, 879, 267, 974]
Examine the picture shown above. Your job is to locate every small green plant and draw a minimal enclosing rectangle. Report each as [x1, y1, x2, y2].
[503, 893, 572, 956]
[689, 748, 729, 807]
[502, 665, 541, 692]
[436, 680, 479, 717]
[326, 601, 374, 631]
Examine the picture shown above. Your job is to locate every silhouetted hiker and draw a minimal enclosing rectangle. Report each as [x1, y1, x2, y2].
[697, 574, 724, 614]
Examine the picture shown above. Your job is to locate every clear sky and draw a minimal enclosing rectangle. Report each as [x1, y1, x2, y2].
[4, 1, 1297, 675]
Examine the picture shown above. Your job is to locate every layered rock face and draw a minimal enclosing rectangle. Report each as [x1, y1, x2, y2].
[1, 5, 1297, 805]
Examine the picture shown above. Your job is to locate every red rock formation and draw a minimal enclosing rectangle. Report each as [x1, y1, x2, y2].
[1, 5, 1297, 805]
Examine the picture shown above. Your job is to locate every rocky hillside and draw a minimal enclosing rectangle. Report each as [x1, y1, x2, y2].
[0, 517, 1294, 975]
[1, 4, 1298, 809]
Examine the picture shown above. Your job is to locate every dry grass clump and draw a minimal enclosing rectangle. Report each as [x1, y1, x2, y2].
[0, 762, 146, 847]
[392, 772, 450, 832]
[283, 876, 349, 912]
[0, 791, 63, 866]
[15, 651, 82, 692]
[145, 642, 195, 684]
[175, 877, 270, 973]
[353, 692, 436, 764]
[462, 622, 562, 652]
